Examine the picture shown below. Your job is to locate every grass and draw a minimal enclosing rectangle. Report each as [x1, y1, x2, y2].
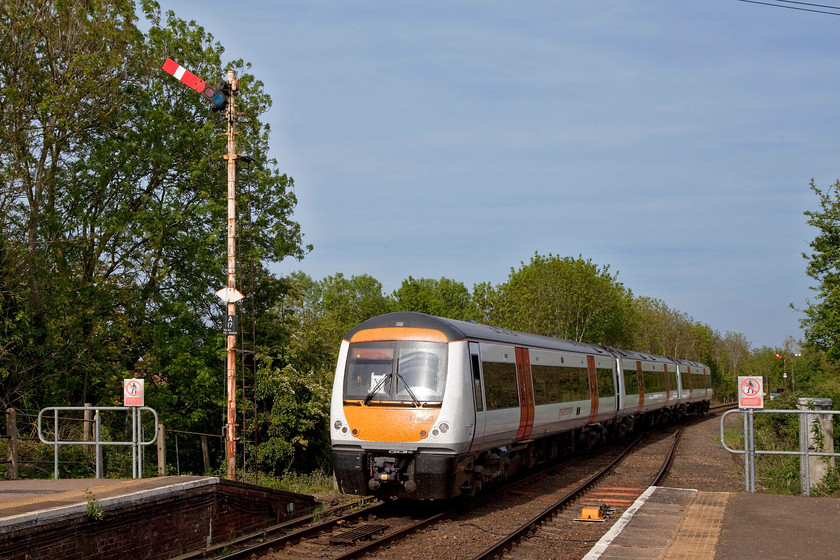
[237, 470, 338, 495]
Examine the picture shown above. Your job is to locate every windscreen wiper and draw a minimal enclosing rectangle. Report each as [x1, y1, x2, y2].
[396, 372, 422, 407]
[363, 373, 390, 405]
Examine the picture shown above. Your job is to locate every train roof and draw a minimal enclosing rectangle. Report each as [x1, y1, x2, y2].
[344, 312, 687, 364]
[605, 346, 681, 366]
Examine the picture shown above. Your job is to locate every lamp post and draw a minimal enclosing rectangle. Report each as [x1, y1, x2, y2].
[775, 353, 787, 391]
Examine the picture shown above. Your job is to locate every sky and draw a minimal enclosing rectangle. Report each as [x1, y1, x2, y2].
[154, 0, 840, 349]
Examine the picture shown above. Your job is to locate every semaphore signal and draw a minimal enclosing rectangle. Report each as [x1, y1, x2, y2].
[162, 57, 240, 481]
[162, 58, 229, 110]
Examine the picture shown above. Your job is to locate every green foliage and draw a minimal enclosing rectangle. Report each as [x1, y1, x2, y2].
[800, 179, 840, 360]
[85, 489, 105, 521]
[239, 470, 336, 495]
[252, 358, 330, 474]
[492, 253, 632, 345]
[276, 272, 390, 378]
[391, 276, 474, 320]
[0, 0, 308, 477]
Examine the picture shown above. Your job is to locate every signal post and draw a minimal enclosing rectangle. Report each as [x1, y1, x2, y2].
[164, 59, 242, 481]
[224, 68, 239, 482]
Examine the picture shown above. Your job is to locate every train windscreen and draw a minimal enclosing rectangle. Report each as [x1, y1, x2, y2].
[344, 340, 447, 405]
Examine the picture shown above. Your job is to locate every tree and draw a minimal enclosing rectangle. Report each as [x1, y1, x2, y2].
[391, 276, 474, 320]
[800, 179, 840, 361]
[493, 253, 632, 345]
[274, 272, 390, 382]
[0, 0, 139, 329]
[0, 0, 309, 451]
[253, 356, 331, 474]
[0, 0, 141, 408]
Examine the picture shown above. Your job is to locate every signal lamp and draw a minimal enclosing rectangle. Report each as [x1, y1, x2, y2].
[203, 80, 229, 111]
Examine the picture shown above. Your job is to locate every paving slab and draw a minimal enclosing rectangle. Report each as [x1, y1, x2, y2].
[583, 486, 840, 560]
[715, 493, 840, 560]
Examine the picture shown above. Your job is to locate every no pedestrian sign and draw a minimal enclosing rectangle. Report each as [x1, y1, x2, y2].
[738, 376, 763, 409]
[124, 379, 145, 407]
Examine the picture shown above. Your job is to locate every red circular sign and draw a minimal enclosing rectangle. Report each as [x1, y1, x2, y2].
[741, 379, 759, 396]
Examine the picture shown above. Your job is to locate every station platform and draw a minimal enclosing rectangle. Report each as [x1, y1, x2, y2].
[583, 486, 840, 560]
[0, 476, 215, 523]
[0, 476, 317, 560]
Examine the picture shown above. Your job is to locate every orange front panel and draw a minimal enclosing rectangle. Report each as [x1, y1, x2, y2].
[348, 327, 450, 343]
[343, 405, 440, 442]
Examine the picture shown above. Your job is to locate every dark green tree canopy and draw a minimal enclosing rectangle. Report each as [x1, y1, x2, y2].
[492, 253, 632, 345]
[0, 0, 308, 429]
[391, 276, 474, 320]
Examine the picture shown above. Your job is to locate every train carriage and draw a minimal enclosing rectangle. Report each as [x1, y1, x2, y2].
[330, 312, 712, 500]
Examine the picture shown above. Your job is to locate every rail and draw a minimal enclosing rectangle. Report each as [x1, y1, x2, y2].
[37, 406, 158, 480]
[720, 408, 840, 495]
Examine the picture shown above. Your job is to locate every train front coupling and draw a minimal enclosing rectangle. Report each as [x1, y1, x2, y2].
[367, 456, 417, 493]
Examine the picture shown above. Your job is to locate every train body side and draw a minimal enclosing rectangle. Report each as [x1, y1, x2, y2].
[330, 312, 711, 500]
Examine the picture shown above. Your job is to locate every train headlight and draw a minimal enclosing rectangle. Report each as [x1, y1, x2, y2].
[334, 420, 343, 430]
[439, 422, 450, 434]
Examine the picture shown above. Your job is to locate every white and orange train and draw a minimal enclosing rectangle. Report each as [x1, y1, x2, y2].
[330, 312, 712, 500]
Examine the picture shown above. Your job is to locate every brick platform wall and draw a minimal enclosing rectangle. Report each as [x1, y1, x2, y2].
[0, 480, 316, 560]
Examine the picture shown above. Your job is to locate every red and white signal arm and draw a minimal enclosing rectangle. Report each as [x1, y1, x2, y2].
[738, 376, 763, 409]
[124, 379, 145, 407]
[162, 58, 206, 94]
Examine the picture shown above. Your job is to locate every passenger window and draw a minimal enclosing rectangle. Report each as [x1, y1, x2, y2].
[471, 352, 484, 412]
[482, 361, 519, 410]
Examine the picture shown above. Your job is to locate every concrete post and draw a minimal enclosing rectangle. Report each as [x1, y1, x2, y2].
[798, 398, 835, 495]
[5, 408, 18, 480]
[201, 435, 211, 475]
[157, 424, 166, 476]
[83, 403, 92, 443]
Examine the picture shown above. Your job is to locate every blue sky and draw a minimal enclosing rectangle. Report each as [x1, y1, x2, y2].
[156, 1, 840, 349]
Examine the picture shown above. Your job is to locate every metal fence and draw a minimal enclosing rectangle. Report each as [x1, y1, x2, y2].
[37, 406, 158, 479]
[720, 407, 840, 495]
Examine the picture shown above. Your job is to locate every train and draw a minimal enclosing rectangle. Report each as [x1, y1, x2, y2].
[329, 312, 712, 500]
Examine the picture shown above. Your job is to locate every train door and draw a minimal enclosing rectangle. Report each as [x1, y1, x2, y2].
[684, 366, 694, 403]
[636, 361, 645, 414]
[586, 355, 599, 423]
[615, 361, 623, 415]
[468, 342, 486, 449]
[514, 347, 535, 441]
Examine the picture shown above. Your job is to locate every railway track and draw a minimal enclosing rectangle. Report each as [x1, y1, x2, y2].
[469, 428, 683, 560]
[465, 406, 733, 560]
[171, 497, 381, 560]
[205, 433, 674, 560]
[182, 408, 737, 560]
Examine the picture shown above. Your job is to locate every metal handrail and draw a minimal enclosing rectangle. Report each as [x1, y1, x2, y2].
[37, 406, 158, 479]
[720, 408, 840, 495]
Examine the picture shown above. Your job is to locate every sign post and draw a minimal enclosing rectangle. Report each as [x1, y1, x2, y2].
[737, 376, 764, 492]
[123, 379, 145, 478]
